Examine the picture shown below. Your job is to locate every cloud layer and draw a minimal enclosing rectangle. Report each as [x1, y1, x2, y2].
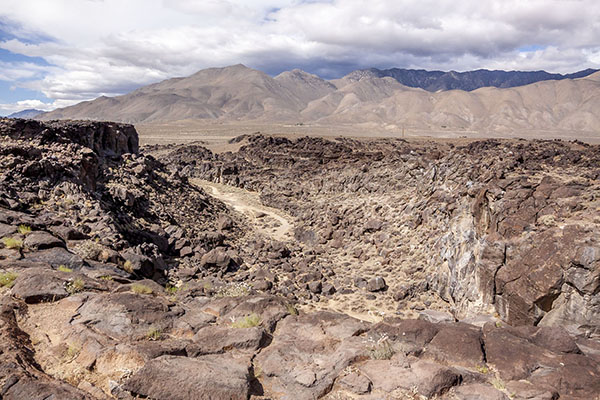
[1, 0, 600, 114]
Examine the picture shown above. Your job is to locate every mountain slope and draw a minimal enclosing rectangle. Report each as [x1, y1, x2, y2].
[41, 64, 306, 123]
[7, 109, 44, 119]
[39, 66, 600, 134]
[274, 69, 337, 104]
[314, 71, 600, 132]
[345, 67, 599, 92]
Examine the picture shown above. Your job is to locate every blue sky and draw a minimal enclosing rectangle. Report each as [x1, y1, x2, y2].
[1, 0, 600, 116]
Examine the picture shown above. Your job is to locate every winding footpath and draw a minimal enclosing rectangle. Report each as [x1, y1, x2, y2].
[191, 179, 293, 241]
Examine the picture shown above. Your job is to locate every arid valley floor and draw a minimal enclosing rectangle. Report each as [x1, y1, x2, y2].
[0, 118, 599, 400]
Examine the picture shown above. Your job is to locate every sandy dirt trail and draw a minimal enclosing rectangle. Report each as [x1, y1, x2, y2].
[191, 179, 293, 241]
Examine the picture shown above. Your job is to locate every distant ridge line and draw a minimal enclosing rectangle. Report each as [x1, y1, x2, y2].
[345, 67, 599, 92]
[38, 65, 600, 134]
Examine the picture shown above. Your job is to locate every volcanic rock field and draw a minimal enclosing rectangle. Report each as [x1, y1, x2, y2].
[0, 118, 599, 400]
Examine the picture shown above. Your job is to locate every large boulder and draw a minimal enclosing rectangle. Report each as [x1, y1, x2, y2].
[24, 247, 84, 270]
[10, 268, 69, 303]
[425, 323, 485, 367]
[186, 325, 267, 356]
[255, 311, 368, 400]
[23, 231, 65, 251]
[123, 354, 251, 400]
[74, 292, 181, 340]
[360, 359, 461, 397]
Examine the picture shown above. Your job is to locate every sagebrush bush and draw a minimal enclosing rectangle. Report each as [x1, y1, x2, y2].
[0, 271, 17, 288]
[146, 327, 162, 341]
[165, 284, 178, 294]
[131, 283, 153, 294]
[216, 282, 250, 297]
[286, 304, 299, 316]
[17, 225, 32, 235]
[231, 314, 261, 328]
[72, 240, 104, 260]
[58, 265, 73, 272]
[65, 278, 85, 294]
[2, 237, 23, 250]
[123, 260, 134, 273]
[365, 333, 394, 360]
[65, 342, 81, 360]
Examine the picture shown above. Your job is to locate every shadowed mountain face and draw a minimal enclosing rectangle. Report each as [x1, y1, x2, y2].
[346, 67, 599, 92]
[39, 65, 600, 134]
[7, 109, 44, 119]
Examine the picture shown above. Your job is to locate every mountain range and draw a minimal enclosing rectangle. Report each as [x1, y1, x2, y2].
[7, 109, 44, 119]
[39, 65, 600, 133]
[346, 67, 598, 92]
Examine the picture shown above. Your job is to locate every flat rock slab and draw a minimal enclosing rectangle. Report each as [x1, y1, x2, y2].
[370, 318, 440, 353]
[10, 268, 68, 303]
[255, 312, 368, 400]
[23, 231, 65, 251]
[123, 354, 250, 400]
[1, 377, 93, 400]
[483, 325, 600, 397]
[202, 295, 291, 332]
[360, 359, 461, 397]
[24, 247, 83, 269]
[187, 325, 266, 356]
[443, 383, 509, 400]
[75, 292, 179, 340]
[0, 222, 16, 237]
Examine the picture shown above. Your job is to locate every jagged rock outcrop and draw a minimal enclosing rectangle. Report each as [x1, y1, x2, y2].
[160, 134, 600, 336]
[1, 120, 599, 399]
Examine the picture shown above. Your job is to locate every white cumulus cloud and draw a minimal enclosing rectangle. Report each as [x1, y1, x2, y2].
[0, 0, 599, 112]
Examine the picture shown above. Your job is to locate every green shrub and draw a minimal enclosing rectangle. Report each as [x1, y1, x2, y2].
[231, 314, 261, 328]
[165, 284, 178, 294]
[0, 271, 17, 288]
[491, 377, 506, 390]
[58, 265, 73, 272]
[65, 342, 81, 360]
[123, 260, 134, 273]
[2, 237, 23, 250]
[131, 283, 153, 295]
[476, 365, 490, 374]
[72, 240, 103, 260]
[146, 327, 162, 341]
[286, 303, 299, 316]
[17, 225, 32, 235]
[66, 278, 85, 294]
[366, 333, 394, 360]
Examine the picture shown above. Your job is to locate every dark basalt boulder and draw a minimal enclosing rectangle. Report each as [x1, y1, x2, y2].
[123, 354, 251, 400]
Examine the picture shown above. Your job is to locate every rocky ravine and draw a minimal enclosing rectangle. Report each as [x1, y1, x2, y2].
[160, 135, 600, 330]
[0, 118, 598, 400]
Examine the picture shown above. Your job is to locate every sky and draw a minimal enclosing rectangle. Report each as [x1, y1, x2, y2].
[1, 0, 600, 116]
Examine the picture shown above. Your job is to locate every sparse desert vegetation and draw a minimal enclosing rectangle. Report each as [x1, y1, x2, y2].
[231, 314, 261, 328]
[17, 225, 32, 235]
[65, 278, 85, 295]
[146, 327, 162, 341]
[131, 283, 153, 294]
[2, 237, 23, 249]
[0, 271, 17, 288]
